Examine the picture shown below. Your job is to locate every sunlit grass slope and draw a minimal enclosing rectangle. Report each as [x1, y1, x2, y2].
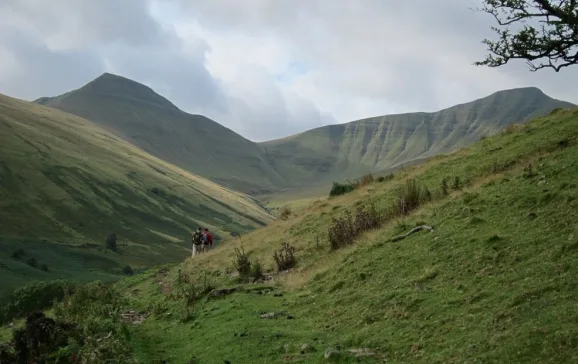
[0, 94, 273, 297]
[116, 107, 577, 363]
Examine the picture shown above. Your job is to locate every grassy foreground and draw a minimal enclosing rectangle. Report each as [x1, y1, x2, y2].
[1, 107, 577, 363]
[0, 94, 272, 298]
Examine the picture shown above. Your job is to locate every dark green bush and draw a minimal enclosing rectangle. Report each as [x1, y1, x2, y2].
[0, 280, 76, 324]
[106, 232, 117, 252]
[251, 260, 264, 280]
[329, 181, 356, 197]
[11, 248, 25, 259]
[122, 265, 133, 275]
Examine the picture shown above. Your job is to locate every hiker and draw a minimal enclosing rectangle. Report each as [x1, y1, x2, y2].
[191, 227, 202, 257]
[201, 228, 213, 252]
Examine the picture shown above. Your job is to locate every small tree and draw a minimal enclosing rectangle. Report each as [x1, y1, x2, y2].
[106, 233, 117, 252]
[475, 0, 578, 72]
[122, 265, 133, 276]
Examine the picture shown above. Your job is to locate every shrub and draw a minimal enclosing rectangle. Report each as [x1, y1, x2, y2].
[328, 203, 382, 250]
[26, 257, 37, 268]
[279, 205, 292, 220]
[328, 210, 356, 250]
[0, 280, 75, 325]
[40, 264, 49, 272]
[232, 246, 252, 278]
[353, 202, 381, 232]
[11, 248, 25, 259]
[272, 242, 297, 271]
[377, 173, 394, 183]
[441, 177, 449, 196]
[251, 261, 264, 280]
[357, 173, 374, 187]
[106, 232, 117, 252]
[390, 179, 432, 217]
[122, 265, 133, 275]
[171, 270, 215, 321]
[329, 181, 356, 197]
[453, 176, 461, 190]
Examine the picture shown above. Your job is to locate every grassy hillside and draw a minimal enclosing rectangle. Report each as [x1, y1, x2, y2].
[0, 93, 273, 298]
[3, 107, 575, 362]
[35, 73, 285, 195]
[260, 87, 574, 189]
[127, 107, 578, 363]
[35, 74, 573, 198]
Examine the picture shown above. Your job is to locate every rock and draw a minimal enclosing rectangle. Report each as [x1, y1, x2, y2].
[273, 293, 284, 297]
[284, 343, 291, 353]
[324, 348, 340, 359]
[211, 287, 237, 298]
[300, 343, 315, 354]
[286, 315, 295, 320]
[349, 348, 376, 358]
[260, 312, 278, 319]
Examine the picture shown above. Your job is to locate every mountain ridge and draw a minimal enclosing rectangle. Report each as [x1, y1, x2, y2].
[33, 73, 574, 194]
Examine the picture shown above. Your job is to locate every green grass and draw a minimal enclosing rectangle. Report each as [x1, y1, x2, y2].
[44, 107, 576, 363]
[0, 94, 273, 298]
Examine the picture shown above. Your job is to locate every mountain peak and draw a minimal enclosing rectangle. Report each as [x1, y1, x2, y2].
[79, 72, 179, 111]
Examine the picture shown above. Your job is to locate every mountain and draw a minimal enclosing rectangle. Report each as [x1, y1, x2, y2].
[3, 106, 576, 362]
[35, 73, 285, 195]
[259, 87, 575, 188]
[35, 74, 574, 196]
[0, 93, 273, 297]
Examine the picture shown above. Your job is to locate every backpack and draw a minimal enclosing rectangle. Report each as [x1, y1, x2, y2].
[192, 231, 202, 245]
[200, 234, 208, 244]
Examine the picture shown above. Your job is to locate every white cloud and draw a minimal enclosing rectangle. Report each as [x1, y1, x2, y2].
[0, 0, 576, 141]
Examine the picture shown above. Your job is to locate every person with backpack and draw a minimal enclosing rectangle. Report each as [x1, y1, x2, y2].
[201, 228, 213, 252]
[191, 227, 202, 257]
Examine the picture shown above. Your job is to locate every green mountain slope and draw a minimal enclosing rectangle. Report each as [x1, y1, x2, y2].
[35, 73, 285, 195]
[0, 93, 273, 298]
[35, 74, 574, 197]
[4, 106, 576, 363]
[260, 87, 574, 188]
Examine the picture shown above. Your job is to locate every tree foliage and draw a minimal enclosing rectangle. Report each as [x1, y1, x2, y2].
[475, 0, 578, 71]
[106, 232, 117, 252]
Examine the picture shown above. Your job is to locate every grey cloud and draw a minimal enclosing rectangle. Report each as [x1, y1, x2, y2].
[0, 0, 576, 142]
[0, 0, 165, 48]
[0, 26, 104, 99]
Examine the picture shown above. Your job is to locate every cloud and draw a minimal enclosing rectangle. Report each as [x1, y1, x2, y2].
[0, 0, 576, 142]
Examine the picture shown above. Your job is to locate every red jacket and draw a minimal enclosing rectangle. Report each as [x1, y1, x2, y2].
[206, 232, 213, 246]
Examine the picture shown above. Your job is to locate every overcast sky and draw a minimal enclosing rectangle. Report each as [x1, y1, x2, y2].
[1, 0, 576, 142]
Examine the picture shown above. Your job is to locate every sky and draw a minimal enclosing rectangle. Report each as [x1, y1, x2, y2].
[0, 0, 576, 142]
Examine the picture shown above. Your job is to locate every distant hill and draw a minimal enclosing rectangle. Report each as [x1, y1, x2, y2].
[35, 73, 285, 195]
[259, 87, 575, 187]
[0, 93, 272, 297]
[35, 74, 574, 195]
